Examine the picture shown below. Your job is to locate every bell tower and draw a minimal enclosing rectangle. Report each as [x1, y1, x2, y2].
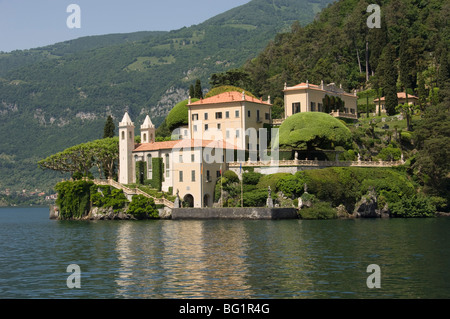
[119, 112, 135, 184]
[140, 115, 155, 143]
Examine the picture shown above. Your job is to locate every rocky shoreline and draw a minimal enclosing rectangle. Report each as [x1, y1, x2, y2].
[49, 204, 172, 220]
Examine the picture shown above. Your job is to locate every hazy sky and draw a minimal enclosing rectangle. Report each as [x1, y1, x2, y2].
[0, 0, 250, 52]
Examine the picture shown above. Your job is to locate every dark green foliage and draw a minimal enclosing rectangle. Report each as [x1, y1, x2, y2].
[276, 174, 302, 198]
[55, 180, 93, 219]
[103, 116, 115, 138]
[90, 185, 128, 210]
[285, 167, 417, 213]
[194, 79, 203, 99]
[299, 201, 337, 220]
[380, 45, 398, 116]
[148, 157, 163, 191]
[256, 172, 292, 192]
[127, 195, 158, 219]
[242, 171, 263, 185]
[413, 85, 450, 204]
[135, 161, 147, 185]
[243, 188, 267, 207]
[223, 170, 239, 183]
[390, 194, 436, 218]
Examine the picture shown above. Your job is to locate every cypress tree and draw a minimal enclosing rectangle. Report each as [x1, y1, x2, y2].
[194, 79, 203, 99]
[103, 115, 115, 138]
[189, 84, 195, 98]
[381, 45, 398, 116]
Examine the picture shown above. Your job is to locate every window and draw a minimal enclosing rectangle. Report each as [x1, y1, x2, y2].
[236, 129, 240, 138]
[183, 129, 188, 137]
[179, 154, 183, 163]
[265, 113, 270, 120]
[179, 171, 183, 182]
[248, 110, 251, 117]
[318, 103, 323, 112]
[256, 110, 260, 122]
[310, 102, 316, 112]
[192, 113, 198, 121]
[193, 125, 197, 132]
[165, 154, 169, 169]
[129, 132, 132, 139]
[225, 111, 230, 119]
[216, 170, 221, 178]
[215, 112, 222, 119]
[191, 170, 195, 182]
[143, 133, 147, 142]
[217, 123, 221, 129]
[205, 124, 208, 131]
[206, 170, 211, 181]
[226, 130, 230, 139]
[191, 154, 195, 162]
[204, 113, 208, 120]
[235, 110, 239, 118]
[121, 131, 125, 140]
[292, 102, 300, 114]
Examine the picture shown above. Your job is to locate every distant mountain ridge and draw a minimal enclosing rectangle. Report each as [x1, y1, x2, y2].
[0, 0, 333, 193]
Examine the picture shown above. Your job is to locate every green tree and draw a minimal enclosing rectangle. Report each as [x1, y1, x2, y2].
[189, 84, 195, 98]
[194, 79, 203, 99]
[103, 115, 115, 138]
[380, 45, 398, 115]
[127, 195, 158, 219]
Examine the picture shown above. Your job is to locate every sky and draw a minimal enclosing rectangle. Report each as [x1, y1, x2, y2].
[0, 0, 250, 52]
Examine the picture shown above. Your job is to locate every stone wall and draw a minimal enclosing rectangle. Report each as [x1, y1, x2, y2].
[171, 207, 298, 220]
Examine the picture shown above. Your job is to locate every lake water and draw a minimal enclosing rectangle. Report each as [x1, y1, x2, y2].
[0, 207, 449, 299]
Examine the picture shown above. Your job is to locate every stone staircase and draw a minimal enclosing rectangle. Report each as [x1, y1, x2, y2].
[93, 179, 174, 208]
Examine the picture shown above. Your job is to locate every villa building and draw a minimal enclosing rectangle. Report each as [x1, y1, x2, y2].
[118, 91, 271, 208]
[283, 81, 358, 120]
[373, 92, 418, 114]
[118, 82, 358, 208]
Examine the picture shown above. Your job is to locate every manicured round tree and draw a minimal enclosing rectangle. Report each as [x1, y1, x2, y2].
[277, 112, 352, 150]
[165, 98, 199, 132]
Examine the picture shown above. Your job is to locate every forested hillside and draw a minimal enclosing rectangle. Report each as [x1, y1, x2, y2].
[236, 0, 449, 101]
[0, 0, 332, 195]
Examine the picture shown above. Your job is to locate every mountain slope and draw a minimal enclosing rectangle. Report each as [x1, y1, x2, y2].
[0, 0, 333, 194]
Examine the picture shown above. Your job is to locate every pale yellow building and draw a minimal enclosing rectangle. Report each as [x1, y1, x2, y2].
[118, 90, 268, 208]
[283, 81, 358, 120]
[373, 92, 418, 114]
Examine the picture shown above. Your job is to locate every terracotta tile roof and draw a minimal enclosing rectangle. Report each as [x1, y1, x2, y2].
[373, 92, 418, 102]
[189, 91, 271, 106]
[133, 139, 242, 152]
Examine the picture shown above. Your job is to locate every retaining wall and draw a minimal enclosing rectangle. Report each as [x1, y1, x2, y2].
[171, 207, 298, 220]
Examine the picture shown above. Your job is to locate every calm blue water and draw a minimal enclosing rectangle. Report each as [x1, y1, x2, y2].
[0, 207, 449, 299]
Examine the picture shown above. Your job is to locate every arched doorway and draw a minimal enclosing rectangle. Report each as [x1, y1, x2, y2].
[203, 194, 210, 207]
[183, 194, 194, 207]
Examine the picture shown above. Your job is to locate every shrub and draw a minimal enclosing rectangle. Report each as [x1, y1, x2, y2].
[257, 173, 291, 192]
[55, 180, 93, 219]
[243, 189, 268, 207]
[299, 201, 337, 219]
[90, 185, 128, 209]
[277, 112, 352, 150]
[127, 195, 158, 219]
[390, 194, 436, 218]
[243, 171, 263, 185]
[165, 98, 199, 131]
[276, 174, 302, 197]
